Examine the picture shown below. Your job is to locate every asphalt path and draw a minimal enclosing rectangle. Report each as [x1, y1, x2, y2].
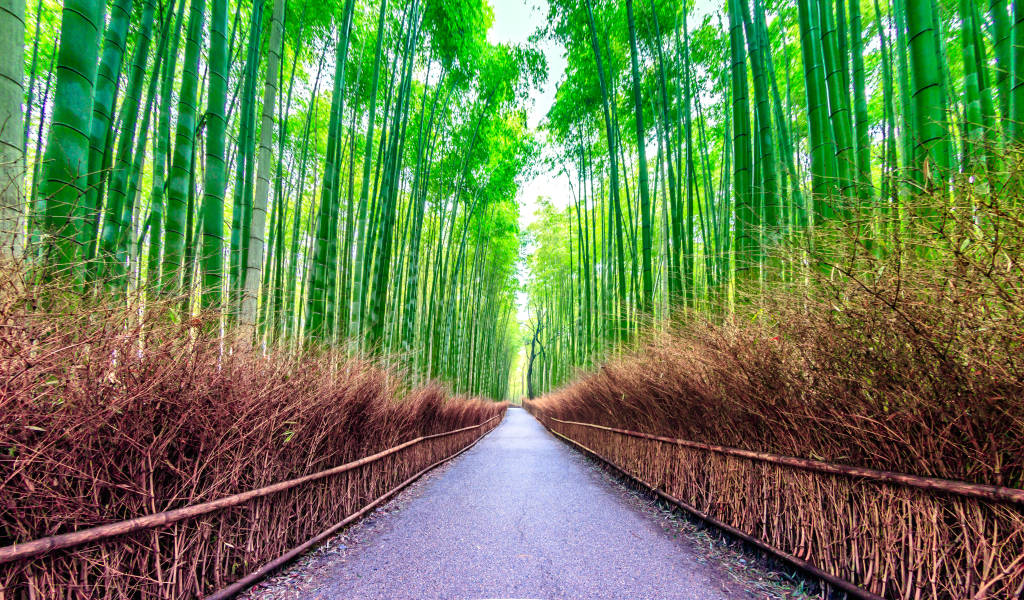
[254, 407, 753, 599]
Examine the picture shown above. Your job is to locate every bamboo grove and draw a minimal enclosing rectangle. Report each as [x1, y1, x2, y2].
[0, 0, 542, 399]
[522, 0, 1011, 395]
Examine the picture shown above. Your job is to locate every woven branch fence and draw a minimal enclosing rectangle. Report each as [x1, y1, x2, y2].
[532, 413, 1024, 600]
[0, 414, 502, 600]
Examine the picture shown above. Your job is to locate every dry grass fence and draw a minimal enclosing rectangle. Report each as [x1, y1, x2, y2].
[0, 269, 506, 598]
[525, 186, 1024, 598]
[0, 417, 499, 599]
[528, 411, 1022, 599]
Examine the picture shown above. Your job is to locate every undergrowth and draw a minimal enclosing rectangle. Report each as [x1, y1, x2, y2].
[0, 270, 505, 547]
[526, 180, 1024, 598]
[528, 180, 1024, 487]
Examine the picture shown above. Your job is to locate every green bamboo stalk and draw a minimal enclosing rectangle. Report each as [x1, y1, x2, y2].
[0, 0, 25, 257]
[199, 0, 229, 311]
[848, 0, 872, 203]
[992, 0, 1012, 135]
[729, 0, 753, 275]
[80, 0, 132, 265]
[305, 0, 356, 340]
[161, 0, 204, 294]
[97, 0, 157, 282]
[797, 0, 839, 218]
[146, 0, 187, 289]
[241, 0, 286, 328]
[906, 0, 951, 188]
[625, 0, 654, 312]
[40, 0, 105, 271]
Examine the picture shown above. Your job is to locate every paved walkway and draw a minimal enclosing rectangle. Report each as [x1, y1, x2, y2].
[249, 408, 754, 599]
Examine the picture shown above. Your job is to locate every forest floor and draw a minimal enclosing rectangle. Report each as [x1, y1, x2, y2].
[240, 408, 809, 599]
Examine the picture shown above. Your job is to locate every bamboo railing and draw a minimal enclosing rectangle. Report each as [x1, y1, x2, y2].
[0, 414, 502, 599]
[534, 414, 1024, 600]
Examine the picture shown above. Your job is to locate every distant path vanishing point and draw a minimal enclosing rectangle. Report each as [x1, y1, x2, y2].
[245, 407, 759, 600]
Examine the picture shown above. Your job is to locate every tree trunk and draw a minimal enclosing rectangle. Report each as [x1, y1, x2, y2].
[40, 0, 104, 270]
[0, 0, 24, 258]
[241, 0, 285, 328]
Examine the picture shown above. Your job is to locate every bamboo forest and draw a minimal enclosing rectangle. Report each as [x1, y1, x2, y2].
[2, 0, 1023, 597]
[0, 0, 1014, 391]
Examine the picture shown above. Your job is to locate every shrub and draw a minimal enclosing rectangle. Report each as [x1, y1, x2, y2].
[526, 184, 1024, 599]
[0, 270, 505, 597]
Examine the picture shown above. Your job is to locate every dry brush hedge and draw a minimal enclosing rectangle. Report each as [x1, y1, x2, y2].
[0, 273, 505, 599]
[526, 190, 1024, 598]
[524, 313, 1024, 599]
[532, 414, 1023, 600]
[525, 208, 1024, 596]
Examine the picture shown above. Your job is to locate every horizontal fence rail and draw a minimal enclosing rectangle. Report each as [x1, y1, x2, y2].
[203, 426, 494, 600]
[533, 412, 1024, 600]
[548, 418, 1024, 505]
[544, 427, 883, 600]
[0, 413, 502, 599]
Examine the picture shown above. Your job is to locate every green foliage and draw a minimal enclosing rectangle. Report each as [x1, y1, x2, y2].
[423, 0, 491, 67]
[523, 0, 1009, 397]
[17, 0, 1012, 401]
